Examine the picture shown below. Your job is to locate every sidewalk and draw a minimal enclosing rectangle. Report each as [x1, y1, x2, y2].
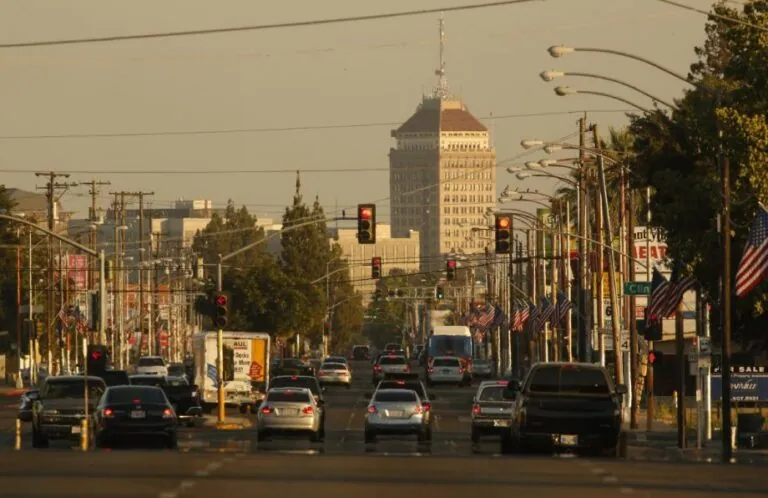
[200, 414, 253, 430]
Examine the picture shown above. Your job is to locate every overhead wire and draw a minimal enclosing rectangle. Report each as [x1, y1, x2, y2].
[657, 0, 768, 33]
[0, 1, 542, 49]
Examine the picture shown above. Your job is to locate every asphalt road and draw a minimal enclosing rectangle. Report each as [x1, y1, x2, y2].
[1, 360, 768, 497]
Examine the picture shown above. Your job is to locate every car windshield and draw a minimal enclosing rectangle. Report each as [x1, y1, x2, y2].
[43, 380, 105, 399]
[270, 377, 320, 396]
[130, 376, 166, 387]
[166, 377, 188, 387]
[326, 357, 346, 363]
[107, 387, 167, 404]
[433, 358, 460, 367]
[99, 371, 130, 387]
[527, 365, 611, 394]
[374, 391, 417, 403]
[138, 357, 164, 367]
[379, 356, 406, 365]
[475, 359, 491, 365]
[267, 391, 311, 403]
[378, 382, 426, 398]
[429, 336, 472, 357]
[479, 386, 505, 401]
[321, 363, 347, 370]
[167, 365, 185, 375]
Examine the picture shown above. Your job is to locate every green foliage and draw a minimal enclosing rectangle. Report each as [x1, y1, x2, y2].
[0, 186, 19, 352]
[627, 1, 768, 343]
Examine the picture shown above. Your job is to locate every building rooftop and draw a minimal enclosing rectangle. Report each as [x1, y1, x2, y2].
[396, 98, 486, 134]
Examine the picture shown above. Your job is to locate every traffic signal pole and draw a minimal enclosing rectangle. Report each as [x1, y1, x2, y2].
[216, 254, 225, 424]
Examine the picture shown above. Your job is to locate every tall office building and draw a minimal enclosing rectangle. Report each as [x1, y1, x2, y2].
[389, 17, 496, 271]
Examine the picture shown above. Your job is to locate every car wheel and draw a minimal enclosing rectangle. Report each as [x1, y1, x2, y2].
[364, 430, 376, 444]
[471, 427, 480, 444]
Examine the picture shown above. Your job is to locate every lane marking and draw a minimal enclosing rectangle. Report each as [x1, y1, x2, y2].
[179, 481, 195, 490]
[620, 488, 634, 494]
[158, 493, 177, 498]
[339, 394, 365, 444]
[194, 470, 209, 477]
[602, 476, 618, 483]
[590, 467, 606, 475]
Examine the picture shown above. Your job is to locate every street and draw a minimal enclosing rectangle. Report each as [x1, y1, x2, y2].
[1, 361, 767, 497]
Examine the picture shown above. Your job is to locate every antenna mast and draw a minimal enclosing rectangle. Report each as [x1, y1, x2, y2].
[435, 13, 449, 99]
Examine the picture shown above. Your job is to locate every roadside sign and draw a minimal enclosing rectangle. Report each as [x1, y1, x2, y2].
[623, 281, 652, 295]
[698, 337, 712, 357]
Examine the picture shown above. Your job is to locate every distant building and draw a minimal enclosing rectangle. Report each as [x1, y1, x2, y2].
[6, 188, 68, 229]
[389, 18, 496, 271]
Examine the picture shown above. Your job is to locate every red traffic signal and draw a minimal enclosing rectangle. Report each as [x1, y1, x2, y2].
[371, 257, 382, 279]
[215, 294, 228, 306]
[447, 260, 456, 269]
[357, 204, 376, 244]
[359, 207, 373, 219]
[90, 350, 102, 361]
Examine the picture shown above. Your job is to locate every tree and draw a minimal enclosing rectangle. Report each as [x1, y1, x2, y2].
[628, 1, 768, 345]
[0, 185, 19, 353]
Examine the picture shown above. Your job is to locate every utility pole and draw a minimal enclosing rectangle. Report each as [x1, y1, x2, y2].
[628, 186, 640, 429]
[721, 156, 733, 462]
[122, 191, 154, 357]
[35, 172, 77, 375]
[81, 180, 111, 290]
[577, 116, 591, 362]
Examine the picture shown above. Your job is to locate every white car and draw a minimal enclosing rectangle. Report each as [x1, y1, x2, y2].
[323, 356, 348, 366]
[317, 362, 351, 389]
[135, 356, 168, 376]
[427, 356, 468, 387]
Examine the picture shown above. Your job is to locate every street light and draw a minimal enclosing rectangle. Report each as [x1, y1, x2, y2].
[524, 161, 543, 170]
[544, 145, 561, 154]
[554, 86, 650, 112]
[520, 139, 544, 149]
[547, 45, 574, 58]
[540, 70, 565, 81]
[542, 70, 677, 110]
[506, 166, 523, 173]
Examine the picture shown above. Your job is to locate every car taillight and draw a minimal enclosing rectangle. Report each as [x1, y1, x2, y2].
[472, 404, 481, 415]
[318, 370, 327, 375]
[413, 405, 422, 414]
[261, 406, 274, 415]
[368, 405, 377, 414]
[302, 406, 314, 415]
[162, 408, 174, 418]
[459, 367, 465, 374]
[102, 407, 114, 418]
[427, 367, 434, 374]
[373, 365, 382, 372]
[422, 403, 431, 412]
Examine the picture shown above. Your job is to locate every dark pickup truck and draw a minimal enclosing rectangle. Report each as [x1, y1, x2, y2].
[32, 376, 107, 448]
[129, 375, 202, 426]
[500, 362, 628, 457]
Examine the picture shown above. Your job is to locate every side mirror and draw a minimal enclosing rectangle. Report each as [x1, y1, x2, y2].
[615, 384, 628, 395]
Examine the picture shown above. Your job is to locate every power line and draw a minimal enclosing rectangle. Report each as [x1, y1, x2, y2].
[0, 1, 542, 49]
[0, 167, 389, 175]
[657, 0, 768, 33]
[0, 109, 632, 141]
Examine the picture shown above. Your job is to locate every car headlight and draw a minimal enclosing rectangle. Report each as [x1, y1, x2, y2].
[190, 391, 198, 397]
[41, 409, 58, 416]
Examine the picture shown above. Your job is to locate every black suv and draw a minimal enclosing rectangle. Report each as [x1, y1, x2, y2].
[32, 376, 106, 448]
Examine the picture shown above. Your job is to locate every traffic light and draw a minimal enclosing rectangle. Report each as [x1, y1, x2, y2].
[90, 291, 100, 330]
[87, 344, 109, 374]
[357, 204, 376, 244]
[446, 259, 457, 281]
[436, 286, 445, 300]
[213, 292, 229, 329]
[371, 257, 382, 279]
[495, 214, 512, 254]
[648, 350, 664, 366]
[644, 319, 662, 341]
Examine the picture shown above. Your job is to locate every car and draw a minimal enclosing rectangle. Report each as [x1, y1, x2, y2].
[323, 356, 348, 366]
[256, 387, 324, 442]
[32, 376, 106, 448]
[364, 388, 430, 444]
[129, 375, 203, 426]
[268, 375, 326, 432]
[384, 343, 400, 352]
[92, 385, 178, 449]
[370, 373, 434, 439]
[470, 380, 516, 443]
[317, 362, 352, 389]
[270, 358, 315, 377]
[17, 390, 39, 422]
[351, 345, 370, 361]
[472, 359, 494, 378]
[135, 356, 168, 376]
[372, 354, 409, 385]
[426, 356, 469, 387]
[167, 363, 188, 382]
[500, 362, 628, 457]
[410, 344, 424, 361]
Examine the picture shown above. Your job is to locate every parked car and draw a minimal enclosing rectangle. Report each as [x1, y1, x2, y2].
[17, 390, 39, 422]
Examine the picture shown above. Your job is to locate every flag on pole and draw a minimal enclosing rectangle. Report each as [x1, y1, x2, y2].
[735, 205, 768, 297]
[555, 290, 574, 322]
[539, 296, 555, 329]
[660, 273, 697, 318]
[646, 268, 672, 320]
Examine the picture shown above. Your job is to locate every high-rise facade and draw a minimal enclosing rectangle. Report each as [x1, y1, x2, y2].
[388, 18, 496, 271]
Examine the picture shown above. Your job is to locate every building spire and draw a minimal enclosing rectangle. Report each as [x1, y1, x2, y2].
[434, 13, 449, 99]
[295, 169, 301, 196]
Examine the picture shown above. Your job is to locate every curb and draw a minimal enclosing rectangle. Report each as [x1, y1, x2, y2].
[0, 390, 25, 397]
[215, 419, 253, 430]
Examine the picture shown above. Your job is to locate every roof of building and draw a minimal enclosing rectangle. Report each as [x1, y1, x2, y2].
[396, 98, 486, 134]
[5, 188, 49, 213]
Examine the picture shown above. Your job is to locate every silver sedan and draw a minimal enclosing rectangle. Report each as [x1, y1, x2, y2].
[256, 387, 324, 442]
[364, 388, 430, 444]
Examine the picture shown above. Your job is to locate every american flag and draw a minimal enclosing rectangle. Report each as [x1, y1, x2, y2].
[518, 299, 531, 329]
[735, 205, 768, 298]
[660, 273, 697, 318]
[646, 268, 671, 320]
[555, 290, 574, 322]
[512, 299, 527, 331]
[528, 303, 540, 332]
[539, 296, 555, 329]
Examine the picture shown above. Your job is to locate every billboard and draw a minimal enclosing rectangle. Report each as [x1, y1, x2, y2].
[632, 226, 669, 275]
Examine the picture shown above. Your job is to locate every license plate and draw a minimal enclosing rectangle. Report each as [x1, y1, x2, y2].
[387, 410, 404, 417]
[278, 409, 299, 416]
[442, 369, 450, 374]
[559, 434, 578, 446]
[493, 419, 510, 427]
[71, 425, 81, 434]
[130, 410, 146, 419]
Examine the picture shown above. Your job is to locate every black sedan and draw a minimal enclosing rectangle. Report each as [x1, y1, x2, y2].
[92, 385, 178, 449]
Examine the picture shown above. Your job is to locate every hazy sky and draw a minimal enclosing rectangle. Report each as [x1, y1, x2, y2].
[0, 0, 716, 223]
